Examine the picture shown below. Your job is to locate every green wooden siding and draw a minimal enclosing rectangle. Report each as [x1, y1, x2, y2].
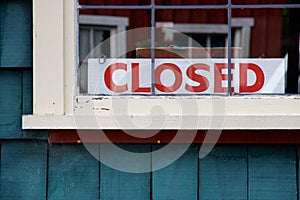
[152, 144, 199, 200]
[0, 69, 22, 136]
[0, 142, 299, 199]
[100, 144, 151, 200]
[0, 141, 47, 200]
[200, 145, 248, 200]
[248, 146, 297, 200]
[48, 144, 100, 200]
[22, 69, 33, 115]
[0, 0, 32, 67]
[0, 68, 47, 140]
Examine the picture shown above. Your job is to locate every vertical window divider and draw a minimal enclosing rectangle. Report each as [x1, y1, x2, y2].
[227, 0, 232, 96]
[76, 0, 80, 95]
[151, 0, 156, 95]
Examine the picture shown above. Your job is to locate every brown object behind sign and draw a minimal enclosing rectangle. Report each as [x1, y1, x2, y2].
[136, 47, 241, 58]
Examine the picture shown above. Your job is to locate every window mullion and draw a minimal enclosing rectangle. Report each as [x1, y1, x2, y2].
[227, 0, 232, 95]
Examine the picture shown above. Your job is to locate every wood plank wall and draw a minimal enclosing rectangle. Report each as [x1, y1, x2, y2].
[0, 141, 299, 199]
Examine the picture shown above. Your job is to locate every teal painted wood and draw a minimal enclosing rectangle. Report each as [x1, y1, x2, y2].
[0, 69, 22, 137]
[21, 69, 48, 139]
[48, 144, 100, 200]
[22, 69, 32, 115]
[248, 145, 297, 200]
[199, 145, 247, 200]
[0, 69, 46, 139]
[152, 144, 198, 200]
[298, 147, 300, 200]
[0, 141, 47, 199]
[0, 0, 32, 67]
[100, 144, 151, 200]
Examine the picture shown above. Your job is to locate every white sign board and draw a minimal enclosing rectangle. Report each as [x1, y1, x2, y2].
[88, 59, 285, 94]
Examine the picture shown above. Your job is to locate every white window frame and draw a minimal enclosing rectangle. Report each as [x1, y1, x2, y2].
[79, 15, 128, 58]
[78, 15, 128, 93]
[22, 0, 300, 130]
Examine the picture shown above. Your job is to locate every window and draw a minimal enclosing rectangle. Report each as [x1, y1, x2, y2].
[79, 15, 128, 59]
[79, 15, 128, 93]
[22, 0, 300, 130]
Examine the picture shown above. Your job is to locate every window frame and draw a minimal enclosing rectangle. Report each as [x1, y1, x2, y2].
[79, 14, 128, 58]
[78, 15, 128, 93]
[22, 0, 300, 130]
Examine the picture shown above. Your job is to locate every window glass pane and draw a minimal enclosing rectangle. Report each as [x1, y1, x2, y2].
[79, 28, 90, 62]
[78, 9, 151, 94]
[79, 26, 112, 93]
[232, 7, 300, 94]
[77, 4, 300, 96]
[94, 29, 111, 57]
[156, 9, 227, 24]
[232, 0, 288, 5]
[79, 0, 151, 6]
[155, 9, 229, 58]
[78, 7, 233, 95]
[156, 0, 227, 5]
[79, 0, 227, 6]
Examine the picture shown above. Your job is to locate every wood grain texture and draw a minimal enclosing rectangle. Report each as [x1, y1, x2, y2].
[152, 144, 199, 200]
[0, 0, 32, 67]
[48, 144, 99, 200]
[248, 145, 297, 200]
[22, 69, 32, 115]
[0, 141, 47, 199]
[0, 69, 22, 137]
[0, 69, 46, 139]
[199, 145, 247, 200]
[100, 144, 151, 200]
[21, 69, 48, 139]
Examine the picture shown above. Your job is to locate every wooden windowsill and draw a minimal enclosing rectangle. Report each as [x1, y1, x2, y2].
[23, 95, 300, 130]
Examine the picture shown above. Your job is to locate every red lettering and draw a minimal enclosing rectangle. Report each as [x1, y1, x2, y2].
[185, 64, 210, 92]
[104, 62, 128, 92]
[214, 63, 234, 93]
[239, 63, 264, 93]
[155, 63, 182, 93]
[131, 63, 151, 93]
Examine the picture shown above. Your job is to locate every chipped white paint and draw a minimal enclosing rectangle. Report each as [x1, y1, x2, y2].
[23, 96, 300, 130]
[22, 114, 300, 130]
[74, 95, 300, 116]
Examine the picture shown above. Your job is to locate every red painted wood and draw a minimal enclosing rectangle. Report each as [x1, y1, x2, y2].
[49, 130, 300, 144]
[206, 0, 227, 24]
[265, 8, 282, 57]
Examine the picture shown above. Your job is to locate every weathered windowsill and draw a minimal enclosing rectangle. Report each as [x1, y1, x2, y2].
[22, 95, 300, 130]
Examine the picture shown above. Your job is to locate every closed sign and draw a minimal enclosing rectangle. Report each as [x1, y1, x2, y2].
[88, 59, 285, 94]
